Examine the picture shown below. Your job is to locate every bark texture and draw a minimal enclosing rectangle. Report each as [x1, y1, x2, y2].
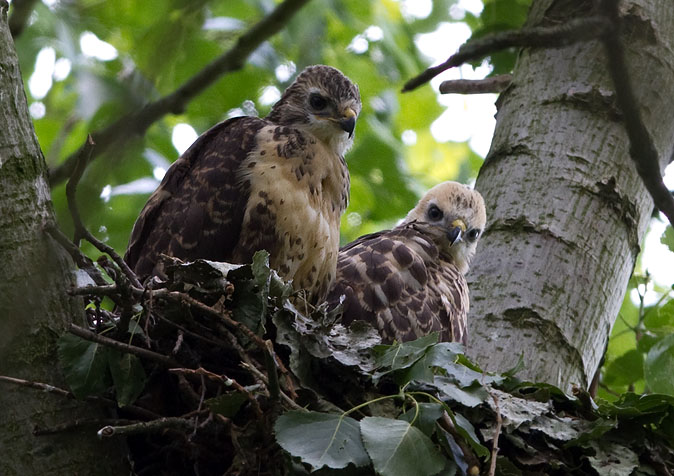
[467, 0, 674, 389]
[0, 3, 127, 473]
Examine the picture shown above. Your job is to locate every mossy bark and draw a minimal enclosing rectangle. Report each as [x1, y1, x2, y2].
[467, 0, 674, 389]
[0, 3, 128, 473]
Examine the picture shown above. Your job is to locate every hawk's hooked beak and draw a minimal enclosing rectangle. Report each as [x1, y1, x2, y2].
[339, 108, 357, 138]
[447, 219, 466, 246]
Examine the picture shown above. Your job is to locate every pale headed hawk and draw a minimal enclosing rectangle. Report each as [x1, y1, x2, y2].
[327, 181, 486, 344]
[125, 65, 361, 303]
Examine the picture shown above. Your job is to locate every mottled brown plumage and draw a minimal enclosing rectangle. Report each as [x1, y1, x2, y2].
[125, 65, 361, 303]
[327, 182, 486, 344]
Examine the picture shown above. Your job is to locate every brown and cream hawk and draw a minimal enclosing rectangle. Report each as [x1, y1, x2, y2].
[326, 181, 486, 344]
[124, 65, 361, 303]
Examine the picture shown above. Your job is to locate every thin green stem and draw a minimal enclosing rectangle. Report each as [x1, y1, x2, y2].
[342, 394, 402, 418]
[408, 394, 420, 427]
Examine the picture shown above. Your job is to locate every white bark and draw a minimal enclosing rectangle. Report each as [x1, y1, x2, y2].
[467, 0, 674, 389]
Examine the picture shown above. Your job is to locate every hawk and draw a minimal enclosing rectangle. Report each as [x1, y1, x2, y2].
[326, 181, 486, 344]
[124, 65, 361, 303]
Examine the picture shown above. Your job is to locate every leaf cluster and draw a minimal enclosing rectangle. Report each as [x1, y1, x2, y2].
[601, 225, 674, 399]
[56, 250, 674, 475]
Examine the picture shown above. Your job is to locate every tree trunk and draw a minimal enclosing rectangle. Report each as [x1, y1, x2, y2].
[0, 3, 128, 473]
[467, 0, 674, 390]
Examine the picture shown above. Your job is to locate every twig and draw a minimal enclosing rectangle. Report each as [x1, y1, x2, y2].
[159, 314, 227, 349]
[153, 290, 266, 351]
[439, 75, 512, 95]
[487, 392, 503, 476]
[172, 330, 185, 355]
[65, 135, 95, 246]
[241, 362, 302, 410]
[49, 0, 312, 186]
[600, 0, 674, 226]
[169, 368, 263, 420]
[8, 0, 38, 38]
[64, 137, 142, 289]
[0, 375, 71, 398]
[69, 323, 184, 369]
[264, 340, 280, 401]
[69, 284, 121, 297]
[0, 375, 160, 420]
[34, 419, 136, 436]
[153, 289, 295, 387]
[98, 417, 194, 438]
[402, 16, 610, 92]
[45, 225, 109, 287]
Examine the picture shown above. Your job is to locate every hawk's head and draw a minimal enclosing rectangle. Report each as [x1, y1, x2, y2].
[267, 65, 361, 156]
[402, 181, 486, 274]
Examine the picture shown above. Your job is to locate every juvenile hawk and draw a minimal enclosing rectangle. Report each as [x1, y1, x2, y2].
[125, 65, 361, 303]
[326, 182, 486, 344]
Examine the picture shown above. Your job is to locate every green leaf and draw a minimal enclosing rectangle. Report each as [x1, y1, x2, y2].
[372, 333, 438, 382]
[360, 417, 446, 476]
[425, 342, 463, 368]
[433, 376, 488, 408]
[275, 411, 370, 470]
[205, 392, 248, 417]
[603, 349, 644, 386]
[637, 333, 660, 354]
[645, 334, 674, 395]
[108, 350, 147, 407]
[57, 333, 111, 399]
[503, 354, 525, 377]
[452, 412, 489, 458]
[227, 251, 274, 335]
[644, 300, 674, 335]
[436, 361, 503, 388]
[601, 392, 674, 416]
[660, 225, 674, 253]
[399, 402, 444, 436]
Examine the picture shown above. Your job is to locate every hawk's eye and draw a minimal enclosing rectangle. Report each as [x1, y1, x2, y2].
[427, 205, 443, 221]
[467, 228, 480, 241]
[309, 94, 328, 110]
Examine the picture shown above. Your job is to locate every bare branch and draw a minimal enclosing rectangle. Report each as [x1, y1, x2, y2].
[44, 225, 110, 287]
[600, 0, 674, 226]
[169, 367, 264, 420]
[0, 375, 71, 398]
[69, 323, 184, 369]
[34, 419, 136, 436]
[487, 392, 503, 476]
[152, 289, 295, 384]
[241, 362, 302, 410]
[403, 16, 610, 92]
[65, 135, 96, 247]
[98, 417, 194, 438]
[69, 284, 120, 297]
[49, 0, 312, 186]
[0, 375, 160, 420]
[64, 137, 142, 289]
[439, 75, 512, 95]
[153, 289, 266, 350]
